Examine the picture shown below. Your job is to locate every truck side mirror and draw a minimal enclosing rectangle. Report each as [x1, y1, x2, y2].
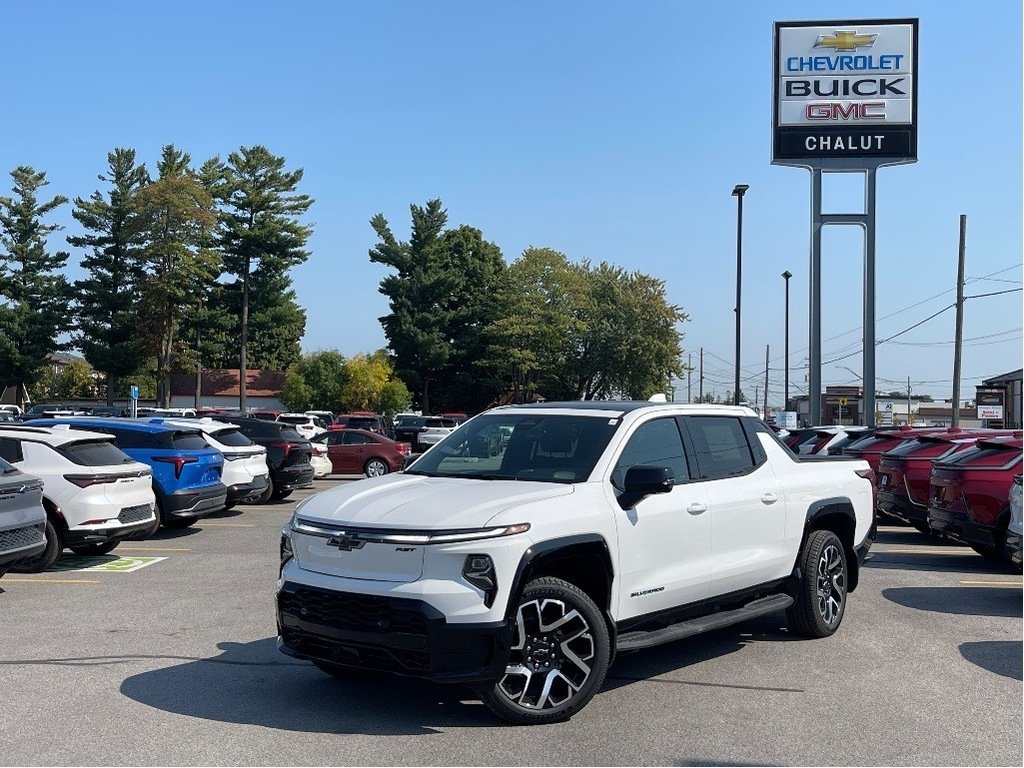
[617, 465, 675, 510]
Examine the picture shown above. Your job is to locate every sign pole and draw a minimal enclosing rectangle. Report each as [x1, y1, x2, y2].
[863, 168, 877, 426]
[809, 169, 823, 426]
[951, 215, 967, 429]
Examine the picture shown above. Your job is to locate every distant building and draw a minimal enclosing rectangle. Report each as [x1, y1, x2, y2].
[976, 369, 1022, 429]
[168, 369, 286, 412]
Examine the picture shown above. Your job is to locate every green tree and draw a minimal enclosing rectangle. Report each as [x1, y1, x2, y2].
[217, 146, 313, 408]
[36, 358, 95, 400]
[370, 199, 505, 412]
[0, 167, 71, 407]
[281, 350, 348, 412]
[484, 250, 685, 401]
[337, 351, 411, 413]
[69, 148, 151, 404]
[134, 146, 219, 406]
[280, 367, 313, 412]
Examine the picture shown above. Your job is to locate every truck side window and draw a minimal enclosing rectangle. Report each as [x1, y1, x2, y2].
[612, 418, 688, 488]
[684, 416, 756, 480]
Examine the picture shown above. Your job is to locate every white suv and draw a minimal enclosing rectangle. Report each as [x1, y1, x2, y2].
[0, 424, 156, 570]
[143, 418, 269, 508]
[416, 416, 458, 449]
[277, 413, 327, 440]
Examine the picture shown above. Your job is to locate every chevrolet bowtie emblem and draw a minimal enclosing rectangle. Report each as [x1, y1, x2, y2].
[327, 533, 365, 551]
[814, 30, 877, 52]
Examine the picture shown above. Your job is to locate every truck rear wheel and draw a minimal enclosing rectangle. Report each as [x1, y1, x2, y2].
[476, 576, 610, 725]
[787, 529, 848, 638]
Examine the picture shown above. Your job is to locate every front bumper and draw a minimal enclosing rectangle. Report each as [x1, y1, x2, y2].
[161, 484, 227, 518]
[276, 581, 512, 684]
[877, 490, 928, 527]
[0, 522, 47, 568]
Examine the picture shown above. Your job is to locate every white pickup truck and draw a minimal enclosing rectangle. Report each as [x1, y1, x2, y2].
[277, 402, 875, 724]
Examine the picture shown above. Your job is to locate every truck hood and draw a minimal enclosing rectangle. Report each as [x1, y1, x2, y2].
[294, 473, 574, 529]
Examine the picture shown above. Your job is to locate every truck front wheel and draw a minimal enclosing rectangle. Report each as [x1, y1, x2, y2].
[477, 576, 610, 725]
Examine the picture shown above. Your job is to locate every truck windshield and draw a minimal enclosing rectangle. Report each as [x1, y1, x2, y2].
[406, 413, 620, 483]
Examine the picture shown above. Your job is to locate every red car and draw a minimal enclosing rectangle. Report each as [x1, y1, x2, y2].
[876, 429, 1015, 533]
[927, 434, 1023, 561]
[311, 429, 410, 477]
[842, 426, 947, 475]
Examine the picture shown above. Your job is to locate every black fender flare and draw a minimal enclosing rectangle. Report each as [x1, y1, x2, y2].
[795, 497, 861, 593]
[503, 534, 617, 657]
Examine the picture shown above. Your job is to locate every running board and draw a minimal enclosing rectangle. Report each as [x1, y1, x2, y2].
[616, 593, 794, 651]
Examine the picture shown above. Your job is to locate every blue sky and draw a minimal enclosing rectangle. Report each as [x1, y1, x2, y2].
[2, 1, 1020, 404]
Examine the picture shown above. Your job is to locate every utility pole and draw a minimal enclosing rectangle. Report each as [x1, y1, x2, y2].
[699, 347, 704, 401]
[688, 353, 692, 403]
[754, 385, 759, 409]
[907, 376, 912, 427]
[951, 214, 966, 429]
[763, 344, 770, 419]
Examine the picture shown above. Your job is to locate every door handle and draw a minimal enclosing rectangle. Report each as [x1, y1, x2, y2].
[687, 502, 707, 515]
[761, 493, 779, 504]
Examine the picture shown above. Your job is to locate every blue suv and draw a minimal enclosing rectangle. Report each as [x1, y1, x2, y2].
[27, 417, 227, 530]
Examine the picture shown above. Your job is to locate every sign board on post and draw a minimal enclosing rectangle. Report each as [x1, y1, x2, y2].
[773, 18, 919, 167]
[976, 389, 1005, 420]
[129, 384, 139, 419]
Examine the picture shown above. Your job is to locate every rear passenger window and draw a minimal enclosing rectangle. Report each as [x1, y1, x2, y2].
[685, 416, 756, 480]
[213, 429, 253, 447]
[0, 437, 24, 463]
[612, 418, 688, 488]
[171, 431, 208, 450]
[59, 440, 131, 466]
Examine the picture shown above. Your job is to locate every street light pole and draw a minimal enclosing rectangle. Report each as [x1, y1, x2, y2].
[782, 270, 792, 411]
[732, 184, 749, 405]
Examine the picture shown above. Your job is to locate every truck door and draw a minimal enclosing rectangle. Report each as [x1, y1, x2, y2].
[609, 416, 714, 620]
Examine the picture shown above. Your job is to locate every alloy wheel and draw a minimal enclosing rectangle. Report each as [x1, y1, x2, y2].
[816, 542, 846, 625]
[497, 597, 595, 710]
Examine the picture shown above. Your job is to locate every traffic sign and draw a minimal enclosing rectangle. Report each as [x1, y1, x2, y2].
[129, 384, 139, 400]
[839, 397, 848, 406]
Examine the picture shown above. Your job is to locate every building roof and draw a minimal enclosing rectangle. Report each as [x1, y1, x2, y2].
[982, 369, 1023, 386]
[169, 369, 285, 398]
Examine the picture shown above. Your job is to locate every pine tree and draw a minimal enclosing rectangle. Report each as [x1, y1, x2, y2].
[0, 167, 71, 407]
[68, 148, 151, 404]
[217, 146, 312, 409]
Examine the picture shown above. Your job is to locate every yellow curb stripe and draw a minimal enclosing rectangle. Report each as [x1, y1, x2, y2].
[959, 580, 1022, 587]
[2, 577, 100, 584]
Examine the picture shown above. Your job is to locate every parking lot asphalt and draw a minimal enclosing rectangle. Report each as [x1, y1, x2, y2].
[1, 478, 1021, 767]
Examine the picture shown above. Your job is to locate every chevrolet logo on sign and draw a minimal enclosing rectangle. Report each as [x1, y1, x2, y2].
[814, 30, 877, 51]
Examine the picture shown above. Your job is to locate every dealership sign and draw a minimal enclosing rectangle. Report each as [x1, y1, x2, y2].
[773, 18, 918, 166]
[976, 389, 1005, 420]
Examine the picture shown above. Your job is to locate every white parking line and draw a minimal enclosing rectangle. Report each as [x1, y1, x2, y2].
[1, 577, 99, 584]
[959, 580, 1022, 587]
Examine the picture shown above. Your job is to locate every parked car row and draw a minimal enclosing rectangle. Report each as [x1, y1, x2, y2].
[0, 415, 321, 573]
[828, 425, 1023, 567]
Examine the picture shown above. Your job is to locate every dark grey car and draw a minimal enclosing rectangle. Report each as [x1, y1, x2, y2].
[0, 456, 46, 577]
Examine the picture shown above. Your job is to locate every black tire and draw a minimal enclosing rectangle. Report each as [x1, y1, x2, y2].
[364, 458, 389, 478]
[911, 521, 932, 535]
[476, 576, 610, 725]
[787, 529, 848, 638]
[224, 501, 237, 511]
[163, 514, 199, 529]
[271, 488, 293, 501]
[257, 478, 275, 504]
[969, 542, 1004, 561]
[11, 518, 62, 573]
[69, 540, 120, 557]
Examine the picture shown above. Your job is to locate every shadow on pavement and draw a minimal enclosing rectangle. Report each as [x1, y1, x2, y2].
[119, 637, 494, 734]
[959, 640, 1023, 681]
[882, 586, 1023, 618]
[604, 614, 803, 694]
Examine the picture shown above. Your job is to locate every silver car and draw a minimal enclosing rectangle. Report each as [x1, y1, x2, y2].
[0, 456, 46, 578]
